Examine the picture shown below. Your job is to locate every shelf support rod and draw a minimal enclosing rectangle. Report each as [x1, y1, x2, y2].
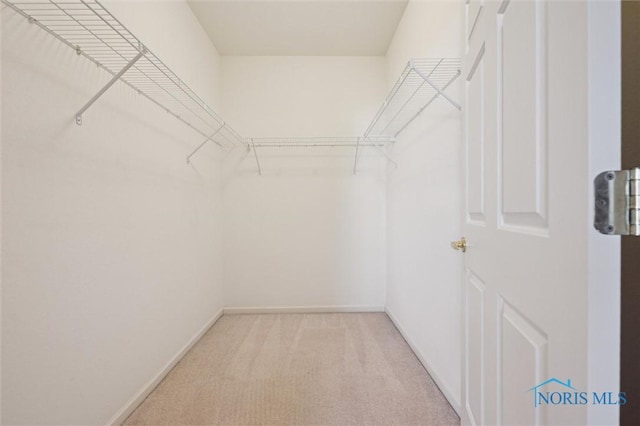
[366, 137, 398, 168]
[394, 70, 462, 137]
[353, 137, 361, 175]
[353, 136, 397, 174]
[251, 139, 262, 176]
[410, 60, 462, 111]
[186, 125, 225, 164]
[75, 50, 146, 125]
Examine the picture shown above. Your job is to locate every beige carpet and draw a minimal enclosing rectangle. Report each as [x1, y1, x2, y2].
[124, 313, 460, 425]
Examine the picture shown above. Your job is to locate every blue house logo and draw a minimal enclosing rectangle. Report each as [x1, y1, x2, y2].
[528, 378, 577, 407]
[527, 378, 626, 408]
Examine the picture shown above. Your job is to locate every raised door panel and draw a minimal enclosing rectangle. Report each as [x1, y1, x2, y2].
[465, 272, 486, 425]
[466, 45, 486, 225]
[467, 0, 484, 44]
[498, 0, 548, 234]
[499, 300, 548, 426]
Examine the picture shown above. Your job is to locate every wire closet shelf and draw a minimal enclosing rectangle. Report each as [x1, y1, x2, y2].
[352, 58, 461, 173]
[3, 0, 461, 173]
[2, 0, 247, 156]
[249, 136, 394, 148]
[242, 137, 396, 177]
[364, 58, 461, 140]
[247, 59, 462, 174]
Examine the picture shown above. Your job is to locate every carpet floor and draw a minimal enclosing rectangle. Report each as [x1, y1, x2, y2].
[124, 313, 460, 425]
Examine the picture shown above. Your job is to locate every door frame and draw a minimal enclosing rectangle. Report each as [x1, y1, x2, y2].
[586, 2, 622, 424]
[620, 1, 640, 424]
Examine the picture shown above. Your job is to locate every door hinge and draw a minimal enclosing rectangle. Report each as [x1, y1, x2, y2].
[594, 167, 640, 236]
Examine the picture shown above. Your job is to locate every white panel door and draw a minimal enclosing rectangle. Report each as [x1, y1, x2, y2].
[460, 1, 618, 425]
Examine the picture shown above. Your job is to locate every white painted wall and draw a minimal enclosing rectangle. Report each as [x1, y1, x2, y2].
[3, 0, 466, 422]
[1, 1, 225, 424]
[384, 0, 464, 412]
[221, 57, 387, 310]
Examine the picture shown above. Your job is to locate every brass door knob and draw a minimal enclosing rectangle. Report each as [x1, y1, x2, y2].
[451, 237, 467, 253]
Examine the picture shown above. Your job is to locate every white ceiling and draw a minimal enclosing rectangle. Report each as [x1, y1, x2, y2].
[187, 0, 409, 56]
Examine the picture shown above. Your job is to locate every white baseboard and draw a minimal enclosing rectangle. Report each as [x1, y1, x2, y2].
[106, 308, 224, 426]
[384, 308, 462, 417]
[224, 305, 385, 314]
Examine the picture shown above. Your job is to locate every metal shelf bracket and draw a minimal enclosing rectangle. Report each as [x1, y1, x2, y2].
[186, 125, 225, 164]
[251, 139, 262, 176]
[75, 49, 147, 125]
[353, 137, 397, 175]
[3, 0, 245, 150]
[409, 59, 462, 111]
[354, 58, 461, 173]
[353, 137, 362, 175]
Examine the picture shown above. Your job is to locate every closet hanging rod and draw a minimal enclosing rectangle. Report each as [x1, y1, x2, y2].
[3, 0, 247, 154]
